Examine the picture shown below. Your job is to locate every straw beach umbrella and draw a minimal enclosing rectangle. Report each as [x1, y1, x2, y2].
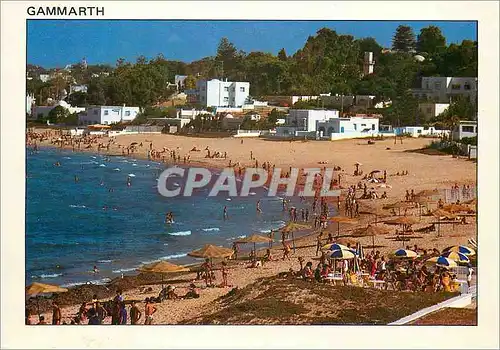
[442, 203, 473, 213]
[188, 244, 234, 260]
[383, 201, 414, 216]
[384, 216, 419, 236]
[415, 189, 440, 198]
[353, 224, 390, 252]
[138, 261, 190, 288]
[26, 283, 68, 317]
[280, 222, 311, 253]
[236, 234, 273, 260]
[328, 216, 358, 237]
[432, 209, 457, 237]
[359, 205, 388, 225]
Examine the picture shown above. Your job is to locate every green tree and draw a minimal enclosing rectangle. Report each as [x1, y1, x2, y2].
[67, 91, 88, 106]
[416, 26, 446, 55]
[392, 25, 416, 53]
[277, 48, 288, 61]
[184, 75, 197, 89]
[47, 105, 70, 124]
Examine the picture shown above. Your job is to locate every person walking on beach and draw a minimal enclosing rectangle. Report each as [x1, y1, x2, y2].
[282, 242, 291, 261]
[202, 258, 212, 287]
[95, 302, 107, 324]
[119, 302, 127, 325]
[144, 298, 156, 325]
[221, 261, 229, 287]
[130, 301, 142, 325]
[52, 301, 61, 325]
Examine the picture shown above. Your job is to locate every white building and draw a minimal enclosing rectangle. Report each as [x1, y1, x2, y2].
[418, 102, 450, 121]
[394, 126, 450, 138]
[412, 77, 477, 104]
[39, 74, 51, 82]
[69, 84, 88, 94]
[195, 79, 250, 108]
[177, 109, 212, 119]
[363, 52, 375, 76]
[452, 120, 477, 141]
[79, 106, 140, 125]
[26, 94, 36, 115]
[32, 100, 85, 120]
[284, 109, 340, 132]
[317, 116, 380, 140]
[175, 75, 188, 90]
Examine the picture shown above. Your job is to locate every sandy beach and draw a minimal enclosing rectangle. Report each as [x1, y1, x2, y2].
[27, 130, 477, 325]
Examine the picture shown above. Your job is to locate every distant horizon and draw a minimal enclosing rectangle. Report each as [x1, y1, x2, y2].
[27, 20, 477, 68]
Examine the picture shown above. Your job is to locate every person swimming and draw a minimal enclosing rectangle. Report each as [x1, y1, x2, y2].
[256, 200, 262, 214]
[127, 176, 131, 187]
[223, 206, 228, 220]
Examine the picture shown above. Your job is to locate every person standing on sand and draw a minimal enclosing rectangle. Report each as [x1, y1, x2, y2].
[144, 298, 157, 325]
[130, 301, 142, 325]
[221, 261, 229, 287]
[282, 242, 291, 261]
[95, 302, 107, 324]
[51, 301, 61, 325]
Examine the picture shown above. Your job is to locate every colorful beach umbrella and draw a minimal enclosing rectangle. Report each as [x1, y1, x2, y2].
[443, 245, 475, 256]
[441, 251, 470, 264]
[431, 256, 458, 268]
[393, 249, 418, 258]
[327, 249, 356, 259]
[322, 243, 350, 252]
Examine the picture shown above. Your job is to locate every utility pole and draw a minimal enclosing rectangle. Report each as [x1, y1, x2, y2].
[340, 94, 344, 117]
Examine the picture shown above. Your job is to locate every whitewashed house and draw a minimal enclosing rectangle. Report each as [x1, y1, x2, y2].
[412, 77, 477, 104]
[32, 100, 85, 120]
[418, 102, 450, 121]
[193, 79, 250, 108]
[79, 106, 140, 125]
[394, 126, 450, 138]
[317, 115, 380, 140]
[452, 120, 477, 141]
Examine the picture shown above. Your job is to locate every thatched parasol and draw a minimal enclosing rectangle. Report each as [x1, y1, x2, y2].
[384, 216, 419, 226]
[328, 216, 358, 237]
[138, 261, 190, 288]
[236, 234, 273, 259]
[26, 283, 69, 316]
[464, 198, 477, 205]
[353, 224, 390, 252]
[359, 205, 388, 224]
[188, 244, 234, 261]
[335, 237, 358, 247]
[416, 189, 440, 198]
[383, 201, 414, 215]
[442, 203, 473, 213]
[432, 209, 457, 237]
[280, 222, 311, 253]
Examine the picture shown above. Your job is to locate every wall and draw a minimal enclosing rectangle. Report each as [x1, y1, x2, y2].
[233, 130, 262, 137]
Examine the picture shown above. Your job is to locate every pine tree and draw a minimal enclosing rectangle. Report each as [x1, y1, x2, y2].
[392, 25, 416, 53]
[417, 26, 446, 55]
[277, 48, 287, 61]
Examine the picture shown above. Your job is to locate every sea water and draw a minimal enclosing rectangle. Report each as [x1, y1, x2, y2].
[26, 147, 296, 287]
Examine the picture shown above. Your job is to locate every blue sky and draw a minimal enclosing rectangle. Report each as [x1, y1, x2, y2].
[27, 20, 477, 68]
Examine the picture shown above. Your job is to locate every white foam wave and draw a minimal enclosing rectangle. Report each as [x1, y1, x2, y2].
[128, 173, 136, 177]
[91, 156, 97, 159]
[160, 253, 187, 260]
[132, 164, 138, 166]
[112, 267, 136, 274]
[63, 157, 71, 159]
[97, 260, 113, 263]
[69, 204, 87, 208]
[38, 273, 63, 279]
[113, 168, 120, 171]
[226, 198, 232, 201]
[260, 229, 271, 233]
[168, 230, 191, 236]
[64, 277, 112, 287]
[173, 183, 180, 187]
[202, 227, 220, 232]
[99, 164, 106, 167]
[249, 192, 257, 195]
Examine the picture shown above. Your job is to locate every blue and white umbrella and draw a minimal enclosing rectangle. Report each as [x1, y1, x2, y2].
[322, 243, 349, 252]
[328, 249, 356, 259]
[427, 256, 458, 268]
[356, 242, 365, 260]
[441, 251, 470, 264]
[393, 249, 418, 258]
[443, 245, 475, 256]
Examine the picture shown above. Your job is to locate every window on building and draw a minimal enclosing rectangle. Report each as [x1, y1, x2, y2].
[474, 126, 477, 133]
[223, 97, 229, 102]
[434, 82, 441, 89]
[464, 82, 471, 90]
[427, 107, 432, 113]
[372, 124, 375, 130]
[462, 126, 474, 133]
[240, 87, 245, 92]
[224, 87, 229, 92]
[417, 129, 422, 133]
[125, 111, 131, 116]
[104, 110, 109, 116]
[232, 88, 235, 92]
[353, 124, 357, 130]
[202, 87, 205, 91]
[451, 84, 461, 90]
[93, 110, 98, 115]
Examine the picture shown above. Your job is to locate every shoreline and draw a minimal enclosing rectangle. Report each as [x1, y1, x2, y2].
[26, 130, 477, 324]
